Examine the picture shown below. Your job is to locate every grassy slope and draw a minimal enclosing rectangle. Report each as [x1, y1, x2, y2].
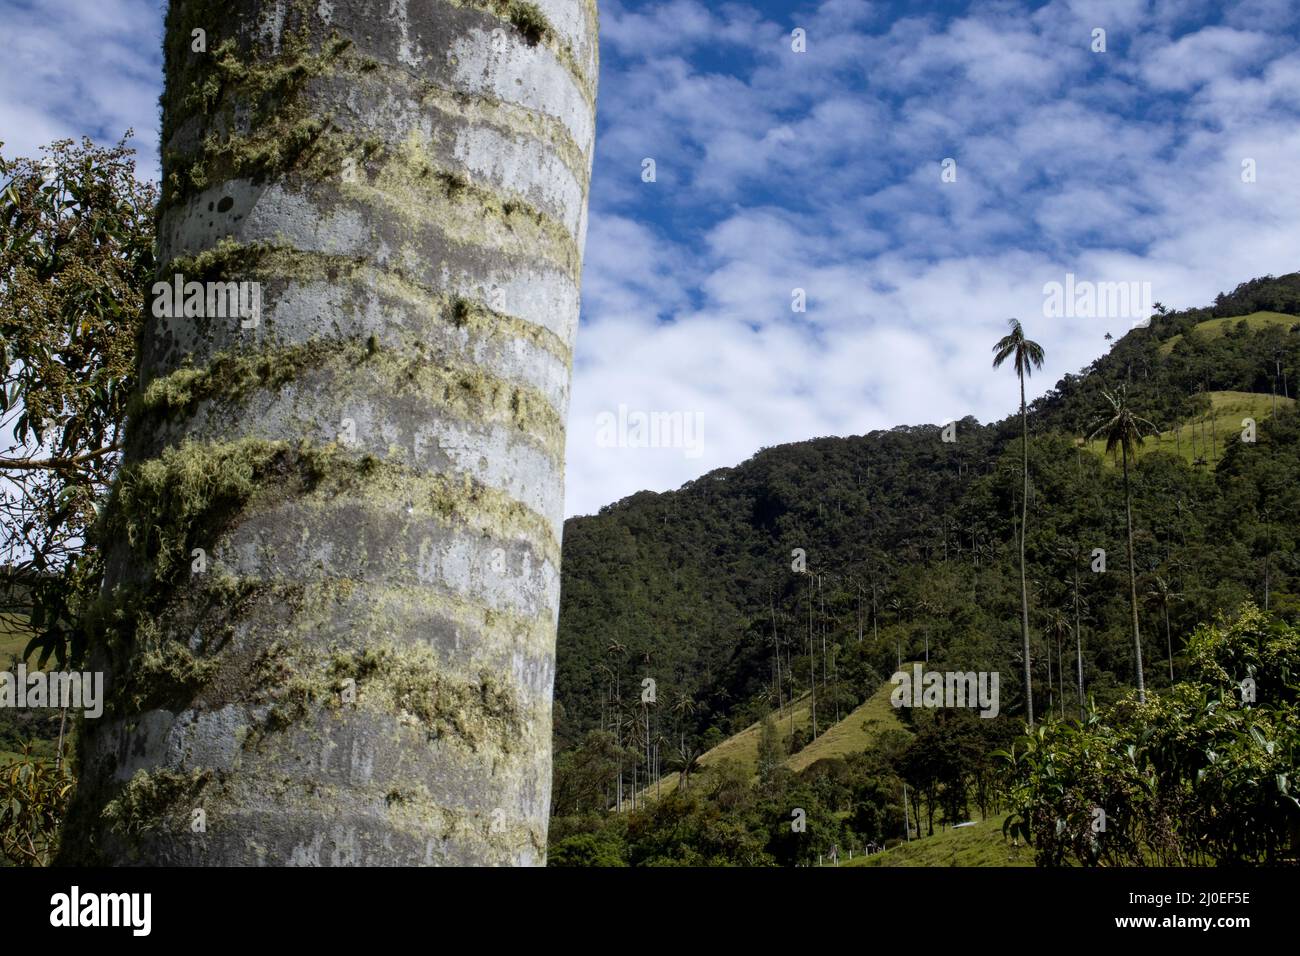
[648, 694, 813, 798]
[785, 677, 907, 772]
[1158, 311, 1299, 356]
[841, 815, 1031, 867]
[0, 612, 32, 664]
[0, 613, 36, 766]
[647, 675, 907, 798]
[638, 672, 1029, 865]
[1083, 390, 1294, 470]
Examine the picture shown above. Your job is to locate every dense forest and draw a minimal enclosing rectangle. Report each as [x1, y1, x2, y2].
[549, 274, 1300, 865]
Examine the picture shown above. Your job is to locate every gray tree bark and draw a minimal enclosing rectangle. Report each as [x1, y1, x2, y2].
[61, 0, 597, 865]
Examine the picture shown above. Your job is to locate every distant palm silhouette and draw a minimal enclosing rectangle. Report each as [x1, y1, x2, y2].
[992, 318, 1045, 723]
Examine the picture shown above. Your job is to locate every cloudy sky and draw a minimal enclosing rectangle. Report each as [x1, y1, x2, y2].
[4, 0, 1299, 516]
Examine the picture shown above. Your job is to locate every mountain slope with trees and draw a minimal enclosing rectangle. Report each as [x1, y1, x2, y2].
[553, 275, 1300, 836]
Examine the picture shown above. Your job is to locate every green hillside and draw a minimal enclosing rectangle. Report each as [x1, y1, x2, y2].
[642, 693, 814, 799]
[0, 612, 41, 767]
[1159, 310, 1300, 356]
[1083, 389, 1295, 469]
[557, 282, 1300, 753]
[551, 273, 1300, 866]
[644, 673, 909, 799]
[0, 613, 31, 664]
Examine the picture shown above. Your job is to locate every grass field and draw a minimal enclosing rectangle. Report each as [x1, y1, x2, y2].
[645, 693, 814, 798]
[784, 675, 908, 772]
[644, 672, 910, 799]
[0, 612, 48, 767]
[0, 611, 33, 665]
[841, 815, 1032, 867]
[1158, 311, 1299, 356]
[1083, 390, 1294, 470]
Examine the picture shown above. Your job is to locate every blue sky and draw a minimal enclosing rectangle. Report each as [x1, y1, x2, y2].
[4, 0, 1300, 516]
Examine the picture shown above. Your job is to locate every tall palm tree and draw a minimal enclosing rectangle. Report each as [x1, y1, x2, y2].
[1056, 543, 1089, 719]
[769, 584, 783, 711]
[63, 0, 598, 865]
[1043, 605, 1072, 714]
[886, 595, 905, 670]
[1145, 574, 1180, 682]
[992, 318, 1045, 723]
[915, 596, 937, 663]
[621, 710, 643, 810]
[806, 569, 818, 738]
[671, 692, 697, 789]
[607, 640, 628, 811]
[1089, 386, 1158, 703]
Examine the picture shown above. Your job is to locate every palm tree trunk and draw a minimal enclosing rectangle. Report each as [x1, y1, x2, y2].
[819, 576, 827, 689]
[1046, 628, 1053, 714]
[62, 0, 598, 865]
[1122, 445, 1146, 702]
[1074, 577, 1084, 719]
[833, 647, 840, 722]
[771, 590, 782, 712]
[1264, 544, 1271, 611]
[1019, 375, 1034, 723]
[808, 575, 817, 738]
[1057, 629, 1064, 707]
[871, 585, 879, 643]
[1165, 604, 1173, 682]
[856, 585, 862, 643]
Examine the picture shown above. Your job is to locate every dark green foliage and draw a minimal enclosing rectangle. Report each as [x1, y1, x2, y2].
[0, 136, 156, 669]
[1000, 604, 1300, 866]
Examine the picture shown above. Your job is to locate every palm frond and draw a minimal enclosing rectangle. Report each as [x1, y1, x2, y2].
[991, 318, 1023, 369]
[1022, 339, 1046, 376]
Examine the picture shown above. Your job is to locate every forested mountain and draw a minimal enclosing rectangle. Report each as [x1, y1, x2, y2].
[553, 274, 1300, 770]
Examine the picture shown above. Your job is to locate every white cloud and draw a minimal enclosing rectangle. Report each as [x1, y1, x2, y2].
[1, 0, 162, 178]
[6, 0, 1298, 520]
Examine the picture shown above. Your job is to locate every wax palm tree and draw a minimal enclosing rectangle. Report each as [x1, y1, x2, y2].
[673, 738, 701, 793]
[915, 596, 937, 663]
[769, 583, 783, 710]
[671, 692, 697, 788]
[621, 709, 644, 810]
[1145, 574, 1180, 682]
[1043, 605, 1072, 714]
[606, 640, 628, 701]
[886, 595, 906, 670]
[65, 0, 598, 866]
[606, 640, 629, 808]
[1089, 385, 1158, 702]
[992, 318, 1046, 723]
[595, 663, 617, 734]
[1056, 543, 1089, 718]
